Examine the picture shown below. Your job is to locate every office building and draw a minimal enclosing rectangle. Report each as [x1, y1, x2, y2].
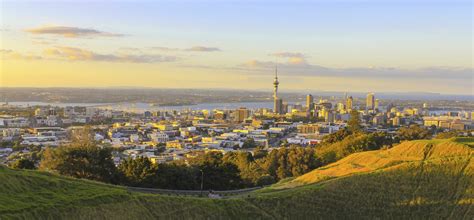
[366, 92, 375, 112]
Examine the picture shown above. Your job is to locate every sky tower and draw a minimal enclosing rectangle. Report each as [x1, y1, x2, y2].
[273, 66, 279, 99]
[273, 66, 283, 114]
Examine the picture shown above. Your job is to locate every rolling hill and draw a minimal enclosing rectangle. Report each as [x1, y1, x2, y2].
[0, 138, 472, 219]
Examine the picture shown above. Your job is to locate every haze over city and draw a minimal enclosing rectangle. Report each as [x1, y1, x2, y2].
[1, 1, 473, 219]
[1, 0, 472, 94]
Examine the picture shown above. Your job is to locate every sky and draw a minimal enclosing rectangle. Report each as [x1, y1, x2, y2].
[0, 0, 472, 95]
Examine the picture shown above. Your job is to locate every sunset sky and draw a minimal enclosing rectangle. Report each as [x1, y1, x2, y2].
[1, 0, 472, 94]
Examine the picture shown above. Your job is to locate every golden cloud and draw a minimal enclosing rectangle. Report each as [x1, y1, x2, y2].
[25, 26, 124, 38]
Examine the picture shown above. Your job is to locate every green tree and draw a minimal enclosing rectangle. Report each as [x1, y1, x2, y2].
[348, 111, 362, 132]
[189, 151, 243, 190]
[242, 137, 257, 149]
[118, 157, 157, 187]
[255, 175, 276, 186]
[322, 128, 353, 144]
[252, 147, 268, 160]
[11, 158, 36, 169]
[317, 132, 389, 165]
[154, 163, 200, 190]
[40, 144, 118, 183]
[397, 125, 432, 141]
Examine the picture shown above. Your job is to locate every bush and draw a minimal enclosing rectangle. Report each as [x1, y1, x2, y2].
[256, 175, 276, 186]
[40, 144, 118, 184]
[397, 125, 431, 141]
[11, 158, 36, 170]
[435, 131, 460, 139]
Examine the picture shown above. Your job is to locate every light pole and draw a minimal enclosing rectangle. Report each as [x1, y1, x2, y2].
[200, 169, 204, 197]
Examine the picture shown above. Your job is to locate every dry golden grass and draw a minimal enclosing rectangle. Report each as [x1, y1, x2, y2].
[274, 138, 473, 189]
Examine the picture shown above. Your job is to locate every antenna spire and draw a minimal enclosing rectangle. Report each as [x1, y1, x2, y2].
[275, 65, 278, 78]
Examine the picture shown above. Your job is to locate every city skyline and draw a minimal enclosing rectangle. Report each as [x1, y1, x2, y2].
[1, 0, 472, 95]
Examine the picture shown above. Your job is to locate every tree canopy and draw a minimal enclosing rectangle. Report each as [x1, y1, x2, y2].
[11, 158, 36, 170]
[397, 125, 432, 141]
[40, 144, 118, 184]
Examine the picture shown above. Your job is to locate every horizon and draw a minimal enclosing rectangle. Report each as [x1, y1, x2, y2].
[1, 0, 473, 95]
[0, 86, 472, 96]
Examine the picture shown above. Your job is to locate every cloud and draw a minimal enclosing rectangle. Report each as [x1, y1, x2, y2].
[25, 26, 124, 38]
[268, 51, 308, 65]
[1, 49, 42, 60]
[270, 52, 305, 58]
[150, 46, 181, 52]
[241, 60, 276, 69]
[185, 46, 221, 52]
[43, 46, 177, 63]
[287, 57, 307, 65]
[238, 58, 472, 80]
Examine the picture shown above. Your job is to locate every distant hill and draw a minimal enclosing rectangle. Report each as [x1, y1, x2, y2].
[0, 138, 472, 219]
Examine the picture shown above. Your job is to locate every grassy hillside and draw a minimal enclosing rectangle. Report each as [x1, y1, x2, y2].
[1, 138, 472, 219]
[272, 137, 473, 189]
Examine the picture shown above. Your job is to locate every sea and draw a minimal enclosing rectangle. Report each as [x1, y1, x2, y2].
[6, 101, 281, 112]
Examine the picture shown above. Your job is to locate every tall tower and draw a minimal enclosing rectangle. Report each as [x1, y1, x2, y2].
[273, 66, 282, 114]
[273, 66, 279, 100]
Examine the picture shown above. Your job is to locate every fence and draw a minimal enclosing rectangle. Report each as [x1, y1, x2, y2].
[127, 186, 263, 198]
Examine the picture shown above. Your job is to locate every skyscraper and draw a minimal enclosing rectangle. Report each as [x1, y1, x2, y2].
[306, 94, 314, 108]
[234, 107, 250, 122]
[306, 94, 314, 117]
[346, 96, 353, 112]
[366, 93, 375, 112]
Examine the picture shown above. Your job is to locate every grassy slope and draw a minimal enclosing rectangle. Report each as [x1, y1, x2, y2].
[1, 138, 473, 219]
[272, 137, 473, 189]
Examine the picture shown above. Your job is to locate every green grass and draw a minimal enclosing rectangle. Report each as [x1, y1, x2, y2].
[1, 138, 473, 219]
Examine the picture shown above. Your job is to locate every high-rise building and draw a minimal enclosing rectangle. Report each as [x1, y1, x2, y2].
[282, 102, 288, 114]
[234, 107, 250, 122]
[374, 99, 380, 110]
[275, 98, 283, 115]
[366, 93, 375, 112]
[306, 94, 314, 109]
[305, 94, 314, 117]
[346, 96, 353, 111]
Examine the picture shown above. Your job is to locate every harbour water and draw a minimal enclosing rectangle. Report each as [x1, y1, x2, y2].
[6, 101, 282, 112]
[5, 101, 464, 115]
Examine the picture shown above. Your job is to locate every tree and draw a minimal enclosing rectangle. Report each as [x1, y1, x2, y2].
[367, 131, 394, 150]
[11, 158, 36, 169]
[255, 175, 276, 186]
[252, 147, 268, 160]
[435, 131, 460, 139]
[118, 157, 157, 187]
[262, 147, 319, 181]
[348, 111, 362, 132]
[40, 144, 118, 183]
[242, 137, 257, 149]
[189, 151, 243, 190]
[316, 132, 388, 165]
[321, 128, 353, 144]
[397, 125, 432, 141]
[154, 163, 200, 190]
